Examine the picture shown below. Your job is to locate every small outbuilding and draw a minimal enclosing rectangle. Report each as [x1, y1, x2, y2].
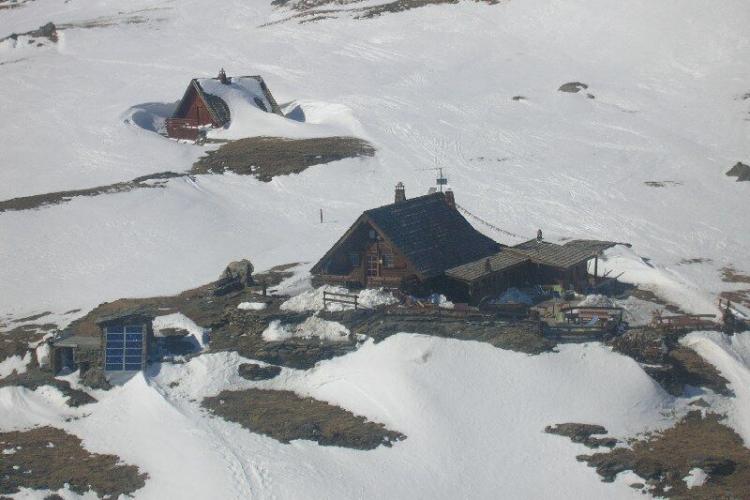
[165, 69, 282, 141]
[49, 311, 154, 375]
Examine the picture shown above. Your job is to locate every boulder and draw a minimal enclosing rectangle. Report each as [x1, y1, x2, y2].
[726, 162, 750, 182]
[220, 259, 255, 287]
[558, 82, 588, 93]
[238, 363, 281, 381]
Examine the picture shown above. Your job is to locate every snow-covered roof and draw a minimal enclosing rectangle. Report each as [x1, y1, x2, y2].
[193, 75, 283, 126]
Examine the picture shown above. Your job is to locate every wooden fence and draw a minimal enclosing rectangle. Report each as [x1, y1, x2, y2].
[323, 291, 359, 310]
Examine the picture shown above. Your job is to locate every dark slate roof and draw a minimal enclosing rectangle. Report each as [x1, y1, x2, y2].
[445, 248, 529, 283]
[364, 193, 500, 278]
[509, 239, 618, 269]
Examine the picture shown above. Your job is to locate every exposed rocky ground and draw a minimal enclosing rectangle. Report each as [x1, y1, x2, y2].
[0, 172, 184, 213]
[544, 423, 618, 449]
[0, 22, 57, 45]
[191, 136, 375, 182]
[0, 0, 35, 10]
[575, 411, 750, 498]
[609, 328, 732, 397]
[203, 388, 405, 449]
[0, 136, 374, 213]
[267, 0, 500, 25]
[0, 426, 147, 498]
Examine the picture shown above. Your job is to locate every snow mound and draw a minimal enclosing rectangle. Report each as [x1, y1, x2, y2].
[280, 285, 397, 312]
[683, 467, 708, 489]
[261, 316, 350, 342]
[0, 385, 76, 431]
[681, 331, 750, 445]
[237, 302, 267, 311]
[0, 352, 31, 379]
[152, 313, 208, 348]
[578, 294, 616, 308]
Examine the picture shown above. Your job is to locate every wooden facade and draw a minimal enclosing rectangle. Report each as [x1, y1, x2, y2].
[165, 84, 220, 141]
[315, 217, 421, 289]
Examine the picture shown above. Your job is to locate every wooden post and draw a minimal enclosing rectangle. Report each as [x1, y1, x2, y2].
[320, 209, 323, 223]
[593, 256, 598, 284]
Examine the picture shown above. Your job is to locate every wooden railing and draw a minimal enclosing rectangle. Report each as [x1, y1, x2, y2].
[323, 291, 359, 310]
[165, 118, 200, 140]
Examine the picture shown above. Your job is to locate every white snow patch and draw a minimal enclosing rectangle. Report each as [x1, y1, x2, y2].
[261, 315, 350, 342]
[152, 313, 208, 348]
[0, 352, 31, 379]
[0, 385, 77, 431]
[237, 302, 267, 311]
[683, 467, 708, 489]
[35, 343, 51, 369]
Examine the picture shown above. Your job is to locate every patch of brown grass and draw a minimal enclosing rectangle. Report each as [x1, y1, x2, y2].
[191, 136, 375, 182]
[577, 411, 750, 498]
[203, 388, 404, 449]
[0, 426, 147, 498]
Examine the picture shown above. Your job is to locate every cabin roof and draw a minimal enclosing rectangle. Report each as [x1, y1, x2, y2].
[175, 75, 282, 125]
[362, 193, 500, 278]
[509, 239, 618, 270]
[444, 248, 529, 283]
[51, 334, 101, 349]
[95, 310, 154, 327]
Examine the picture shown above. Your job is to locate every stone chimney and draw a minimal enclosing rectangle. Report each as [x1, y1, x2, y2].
[444, 188, 455, 209]
[395, 182, 406, 203]
[219, 68, 229, 84]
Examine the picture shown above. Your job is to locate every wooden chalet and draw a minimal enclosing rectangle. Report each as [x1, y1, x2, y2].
[311, 183, 500, 293]
[165, 69, 282, 141]
[312, 183, 624, 304]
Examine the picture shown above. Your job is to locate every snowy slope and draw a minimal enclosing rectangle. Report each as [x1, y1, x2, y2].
[1, 336, 690, 499]
[1, 0, 748, 320]
[1, 1, 750, 497]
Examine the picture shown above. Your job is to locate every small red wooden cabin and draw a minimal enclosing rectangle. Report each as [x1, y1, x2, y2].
[165, 69, 282, 141]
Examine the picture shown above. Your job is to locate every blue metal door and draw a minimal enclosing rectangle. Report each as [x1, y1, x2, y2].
[105, 325, 144, 371]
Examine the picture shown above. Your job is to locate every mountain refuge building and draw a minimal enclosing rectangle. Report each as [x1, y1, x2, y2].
[312, 184, 622, 304]
[165, 69, 282, 141]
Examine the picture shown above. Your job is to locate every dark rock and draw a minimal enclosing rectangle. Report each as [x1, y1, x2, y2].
[80, 368, 111, 390]
[29, 22, 57, 41]
[238, 363, 281, 381]
[558, 82, 589, 93]
[221, 259, 255, 287]
[726, 162, 750, 182]
[545, 423, 617, 448]
[689, 456, 736, 476]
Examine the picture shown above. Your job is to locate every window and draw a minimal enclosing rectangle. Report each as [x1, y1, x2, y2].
[382, 253, 394, 269]
[367, 255, 379, 277]
[349, 253, 360, 267]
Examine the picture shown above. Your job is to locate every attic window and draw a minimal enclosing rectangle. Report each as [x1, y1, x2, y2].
[382, 253, 394, 268]
[368, 229, 377, 240]
[254, 97, 268, 112]
[349, 253, 360, 267]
